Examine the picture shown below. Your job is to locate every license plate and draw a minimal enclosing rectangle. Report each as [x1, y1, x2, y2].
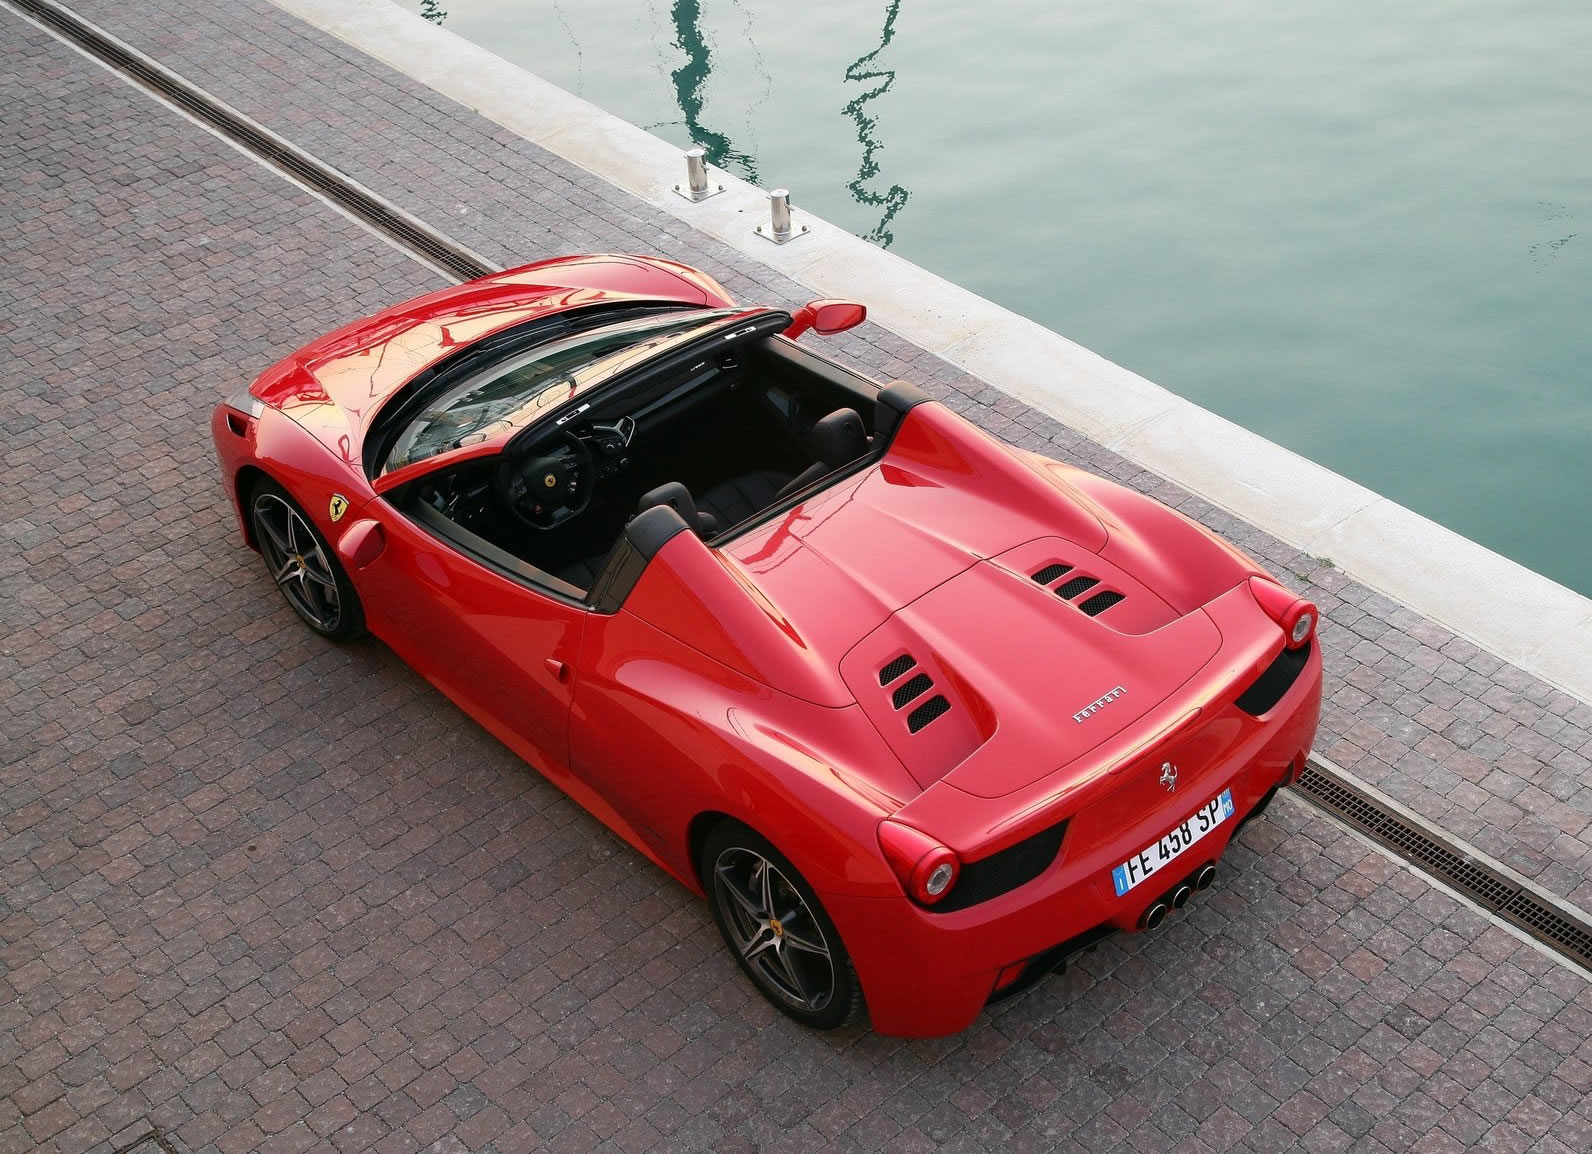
[1111, 789, 1235, 896]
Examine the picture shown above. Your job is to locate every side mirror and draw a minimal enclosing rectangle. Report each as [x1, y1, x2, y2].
[784, 299, 867, 339]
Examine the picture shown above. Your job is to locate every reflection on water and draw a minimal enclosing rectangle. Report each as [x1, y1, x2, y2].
[402, 0, 909, 246]
[668, 0, 761, 183]
[842, 0, 910, 246]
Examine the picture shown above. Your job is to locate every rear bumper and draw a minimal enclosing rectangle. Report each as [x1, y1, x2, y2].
[829, 644, 1321, 1037]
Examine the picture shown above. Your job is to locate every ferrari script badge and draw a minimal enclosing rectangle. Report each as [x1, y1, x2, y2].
[543, 473, 558, 489]
[328, 494, 349, 522]
[1159, 762, 1178, 792]
[1072, 685, 1127, 724]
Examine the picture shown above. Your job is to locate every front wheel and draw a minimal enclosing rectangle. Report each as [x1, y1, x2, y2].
[702, 822, 862, 1030]
[249, 477, 365, 641]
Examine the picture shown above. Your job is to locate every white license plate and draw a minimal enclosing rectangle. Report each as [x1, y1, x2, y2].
[1112, 789, 1235, 897]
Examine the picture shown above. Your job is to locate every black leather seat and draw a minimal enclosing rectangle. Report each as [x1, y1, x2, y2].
[695, 470, 793, 530]
[697, 408, 871, 530]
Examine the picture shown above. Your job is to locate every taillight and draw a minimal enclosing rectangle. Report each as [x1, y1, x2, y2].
[878, 820, 960, 905]
[1248, 577, 1317, 650]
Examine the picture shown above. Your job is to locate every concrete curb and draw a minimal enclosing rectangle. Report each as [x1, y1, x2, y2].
[275, 0, 1592, 705]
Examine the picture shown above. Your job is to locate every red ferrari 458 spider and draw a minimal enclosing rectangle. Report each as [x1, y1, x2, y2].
[212, 253, 1321, 1036]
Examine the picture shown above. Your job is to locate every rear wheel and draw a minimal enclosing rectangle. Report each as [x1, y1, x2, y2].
[702, 822, 861, 1030]
[249, 477, 364, 641]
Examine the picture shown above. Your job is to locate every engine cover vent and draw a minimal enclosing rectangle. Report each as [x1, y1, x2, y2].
[1078, 590, 1125, 616]
[878, 653, 918, 686]
[877, 654, 952, 734]
[1032, 559, 1124, 617]
[892, 673, 934, 709]
[907, 695, 951, 733]
[1056, 575, 1100, 600]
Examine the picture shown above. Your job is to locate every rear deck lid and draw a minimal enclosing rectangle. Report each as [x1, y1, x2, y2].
[840, 556, 1222, 795]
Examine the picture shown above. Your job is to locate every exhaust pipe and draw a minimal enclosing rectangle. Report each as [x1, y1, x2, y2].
[1170, 883, 1193, 909]
[1141, 901, 1169, 930]
[1193, 863, 1217, 891]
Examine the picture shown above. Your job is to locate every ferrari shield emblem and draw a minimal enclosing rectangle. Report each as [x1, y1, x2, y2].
[329, 494, 349, 522]
[543, 473, 558, 489]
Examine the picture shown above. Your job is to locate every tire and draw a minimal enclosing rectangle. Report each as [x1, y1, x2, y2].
[248, 476, 365, 641]
[701, 821, 862, 1030]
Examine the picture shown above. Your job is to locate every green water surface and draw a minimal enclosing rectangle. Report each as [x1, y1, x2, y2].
[399, 0, 1591, 596]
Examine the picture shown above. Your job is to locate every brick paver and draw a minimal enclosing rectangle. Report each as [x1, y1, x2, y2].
[4, 4, 1592, 1153]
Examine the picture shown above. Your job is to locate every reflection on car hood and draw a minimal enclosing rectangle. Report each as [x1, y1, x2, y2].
[718, 401, 1257, 798]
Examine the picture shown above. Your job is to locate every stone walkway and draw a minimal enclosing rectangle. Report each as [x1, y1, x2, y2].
[3, 3, 1590, 1152]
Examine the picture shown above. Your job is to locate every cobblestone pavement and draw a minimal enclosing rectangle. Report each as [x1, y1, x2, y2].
[3, 4, 1591, 1154]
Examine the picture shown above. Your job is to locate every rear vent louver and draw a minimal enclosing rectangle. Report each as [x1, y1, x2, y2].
[878, 654, 917, 685]
[1235, 641, 1312, 716]
[1032, 564, 1123, 616]
[879, 654, 950, 734]
[907, 695, 951, 733]
[1078, 590, 1125, 616]
[1056, 575, 1099, 600]
[892, 673, 934, 710]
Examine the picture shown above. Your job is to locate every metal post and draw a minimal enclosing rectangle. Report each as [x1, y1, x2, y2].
[672, 147, 723, 202]
[769, 189, 792, 239]
[755, 188, 809, 244]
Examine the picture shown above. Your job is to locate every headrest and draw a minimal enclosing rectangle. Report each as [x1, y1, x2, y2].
[813, 407, 868, 468]
[637, 481, 698, 523]
[636, 482, 715, 538]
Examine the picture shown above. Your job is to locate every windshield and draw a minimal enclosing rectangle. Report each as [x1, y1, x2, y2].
[382, 308, 738, 473]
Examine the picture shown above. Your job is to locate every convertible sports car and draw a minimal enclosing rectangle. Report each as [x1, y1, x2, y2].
[212, 253, 1321, 1037]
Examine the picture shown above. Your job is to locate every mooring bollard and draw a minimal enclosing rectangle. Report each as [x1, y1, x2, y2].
[755, 188, 809, 244]
[672, 148, 723, 202]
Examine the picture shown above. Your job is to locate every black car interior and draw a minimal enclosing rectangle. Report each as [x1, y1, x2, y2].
[391, 330, 889, 598]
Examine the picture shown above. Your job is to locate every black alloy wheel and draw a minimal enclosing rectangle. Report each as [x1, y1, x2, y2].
[702, 822, 862, 1030]
[249, 477, 364, 641]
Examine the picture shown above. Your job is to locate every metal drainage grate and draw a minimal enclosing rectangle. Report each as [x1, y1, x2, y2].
[1293, 762, 1592, 972]
[12, 0, 497, 282]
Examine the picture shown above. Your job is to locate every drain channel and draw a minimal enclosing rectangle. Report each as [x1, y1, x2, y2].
[1293, 759, 1592, 974]
[9, 0, 497, 282]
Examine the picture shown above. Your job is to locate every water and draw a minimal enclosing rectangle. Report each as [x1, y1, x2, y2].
[398, 0, 1591, 596]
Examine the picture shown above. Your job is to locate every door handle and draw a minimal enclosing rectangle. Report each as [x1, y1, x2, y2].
[544, 658, 569, 682]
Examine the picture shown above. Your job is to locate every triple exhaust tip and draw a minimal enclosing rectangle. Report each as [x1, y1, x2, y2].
[1140, 864, 1217, 930]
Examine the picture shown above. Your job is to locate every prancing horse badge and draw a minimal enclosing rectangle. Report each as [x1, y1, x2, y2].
[1159, 762, 1179, 792]
[329, 494, 349, 522]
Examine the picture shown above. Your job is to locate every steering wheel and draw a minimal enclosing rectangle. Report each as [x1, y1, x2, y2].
[499, 432, 595, 530]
